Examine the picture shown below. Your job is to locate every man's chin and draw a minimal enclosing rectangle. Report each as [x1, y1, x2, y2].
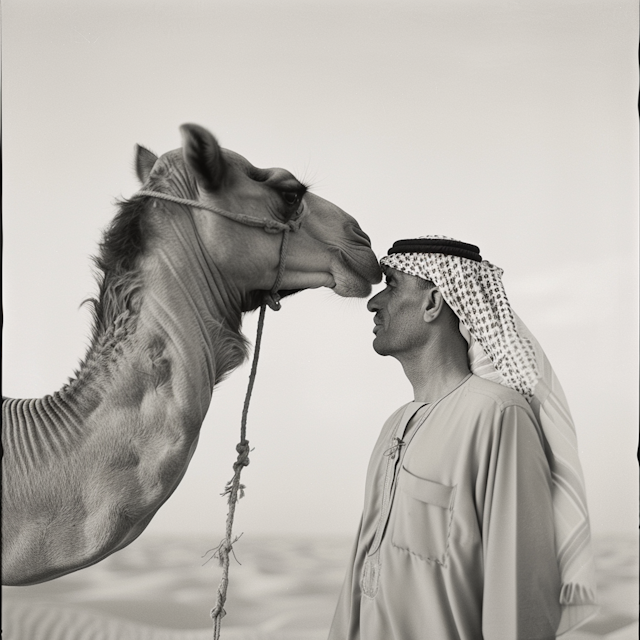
[372, 338, 390, 356]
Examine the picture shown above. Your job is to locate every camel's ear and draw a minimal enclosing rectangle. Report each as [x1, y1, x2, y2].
[180, 123, 227, 192]
[135, 145, 158, 184]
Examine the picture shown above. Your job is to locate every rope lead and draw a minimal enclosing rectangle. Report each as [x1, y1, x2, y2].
[210, 301, 269, 640]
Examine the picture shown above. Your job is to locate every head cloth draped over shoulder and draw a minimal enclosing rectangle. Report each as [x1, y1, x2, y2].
[381, 236, 598, 634]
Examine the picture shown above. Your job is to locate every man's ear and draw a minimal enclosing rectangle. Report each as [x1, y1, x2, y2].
[422, 288, 446, 323]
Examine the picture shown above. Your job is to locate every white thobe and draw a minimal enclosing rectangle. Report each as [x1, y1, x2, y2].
[329, 374, 562, 640]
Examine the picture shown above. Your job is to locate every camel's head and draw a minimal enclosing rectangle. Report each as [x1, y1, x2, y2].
[135, 124, 382, 311]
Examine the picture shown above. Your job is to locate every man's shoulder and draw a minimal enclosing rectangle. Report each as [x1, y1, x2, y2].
[462, 374, 531, 414]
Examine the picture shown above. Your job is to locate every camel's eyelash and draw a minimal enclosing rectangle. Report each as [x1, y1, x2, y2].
[294, 176, 312, 191]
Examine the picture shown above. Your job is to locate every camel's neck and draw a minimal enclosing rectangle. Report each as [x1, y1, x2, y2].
[5, 206, 249, 470]
[1, 205, 251, 584]
[75, 205, 249, 430]
[130, 210, 248, 418]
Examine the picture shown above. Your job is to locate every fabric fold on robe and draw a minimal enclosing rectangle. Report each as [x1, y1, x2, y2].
[461, 314, 598, 635]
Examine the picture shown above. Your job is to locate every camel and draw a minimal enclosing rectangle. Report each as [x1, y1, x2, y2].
[2, 124, 381, 586]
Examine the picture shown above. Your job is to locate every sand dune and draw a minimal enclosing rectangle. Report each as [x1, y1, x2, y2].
[3, 534, 637, 639]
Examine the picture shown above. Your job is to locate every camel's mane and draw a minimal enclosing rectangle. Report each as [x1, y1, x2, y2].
[71, 194, 248, 394]
[86, 194, 152, 342]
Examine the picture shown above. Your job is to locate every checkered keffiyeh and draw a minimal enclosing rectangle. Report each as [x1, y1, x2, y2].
[381, 236, 598, 635]
[382, 242, 538, 398]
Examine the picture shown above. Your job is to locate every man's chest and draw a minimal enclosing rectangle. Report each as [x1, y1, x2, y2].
[362, 404, 493, 556]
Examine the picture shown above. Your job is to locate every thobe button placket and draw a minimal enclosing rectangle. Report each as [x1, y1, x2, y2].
[361, 402, 428, 598]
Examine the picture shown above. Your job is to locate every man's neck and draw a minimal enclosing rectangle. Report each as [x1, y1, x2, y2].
[399, 333, 471, 403]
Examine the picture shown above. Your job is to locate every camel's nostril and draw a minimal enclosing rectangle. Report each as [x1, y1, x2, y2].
[352, 225, 372, 246]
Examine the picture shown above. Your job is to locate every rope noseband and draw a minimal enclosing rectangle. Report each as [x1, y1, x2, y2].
[138, 189, 306, 638]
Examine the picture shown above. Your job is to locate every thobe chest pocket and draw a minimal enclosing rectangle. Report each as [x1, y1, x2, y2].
[391, 466, 456, 566]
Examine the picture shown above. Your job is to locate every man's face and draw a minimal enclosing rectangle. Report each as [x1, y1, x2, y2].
[367, 267, 431, 358]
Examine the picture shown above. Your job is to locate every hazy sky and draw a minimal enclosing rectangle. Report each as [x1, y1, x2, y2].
[3, 0, 638, 541]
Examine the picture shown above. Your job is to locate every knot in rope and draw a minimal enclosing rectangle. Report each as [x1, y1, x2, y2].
[262, 218, 295, 233]
[233, 441, 251, 470]
[210, 604, 226, 620]
[284, 216, 305, 233]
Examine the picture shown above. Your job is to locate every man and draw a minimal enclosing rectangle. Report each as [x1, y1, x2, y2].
[329, 237, 597, 640]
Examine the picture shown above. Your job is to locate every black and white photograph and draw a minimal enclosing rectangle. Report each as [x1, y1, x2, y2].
[2, 1, 638, 639]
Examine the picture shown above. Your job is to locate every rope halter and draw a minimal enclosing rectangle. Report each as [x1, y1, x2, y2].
[137, 189, 309, 310]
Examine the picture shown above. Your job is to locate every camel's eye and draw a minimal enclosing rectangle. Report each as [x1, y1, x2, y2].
[281, 191, 299, 206]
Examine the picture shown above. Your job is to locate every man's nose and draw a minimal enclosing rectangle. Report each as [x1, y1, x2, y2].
[367, 291, 383, 312]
